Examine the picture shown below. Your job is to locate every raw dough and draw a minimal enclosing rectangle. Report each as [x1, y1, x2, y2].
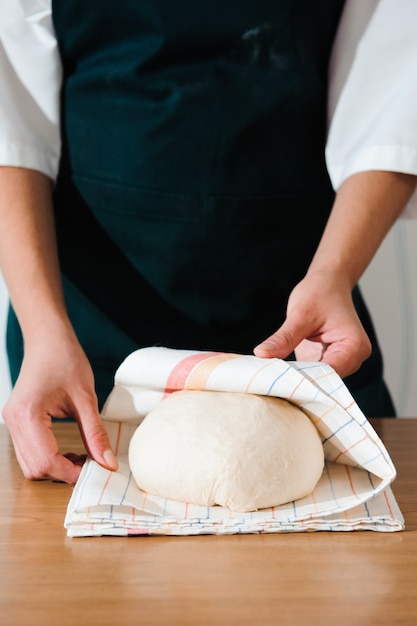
[128, 390, 324, 512]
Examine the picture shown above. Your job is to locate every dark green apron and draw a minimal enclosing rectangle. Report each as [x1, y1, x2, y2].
[7, 0, 395, 416]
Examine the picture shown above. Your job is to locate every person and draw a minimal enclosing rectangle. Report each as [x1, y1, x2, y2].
[0, 0, 416, 484]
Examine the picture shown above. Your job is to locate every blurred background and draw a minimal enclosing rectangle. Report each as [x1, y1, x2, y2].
[1, 218, 417, 420]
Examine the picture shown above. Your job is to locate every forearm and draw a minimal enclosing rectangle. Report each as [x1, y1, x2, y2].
[307, 170, 417, 289]
[0, 166, 118, 481]
[0, 166, 73, 344]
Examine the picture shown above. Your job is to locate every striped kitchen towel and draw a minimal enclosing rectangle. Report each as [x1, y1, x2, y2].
[65, 347, 404, 537]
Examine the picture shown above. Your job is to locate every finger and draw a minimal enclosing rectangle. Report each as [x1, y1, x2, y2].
[253, 319, 308, 359]
[12, 433, 83, 484]
[44, 454, 84, 484]
[293, 338, 329, 363]
[74, 402, 118, 471]
[4, 403, 85, 483]
[318, 341, 371, 379]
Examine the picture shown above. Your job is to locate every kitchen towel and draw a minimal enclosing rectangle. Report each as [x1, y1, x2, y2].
[65, 347, 404, 536]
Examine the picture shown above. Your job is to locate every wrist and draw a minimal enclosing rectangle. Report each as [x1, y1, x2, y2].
[20, 309, 78, 350]
[304, 264, 357, 295]
[306, 171, 417, 294]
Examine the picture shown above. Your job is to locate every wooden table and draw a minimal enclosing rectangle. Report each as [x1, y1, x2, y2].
[0, 419, 416, 626]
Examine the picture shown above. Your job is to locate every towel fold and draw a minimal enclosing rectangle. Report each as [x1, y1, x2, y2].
[65, 348, 404, 537]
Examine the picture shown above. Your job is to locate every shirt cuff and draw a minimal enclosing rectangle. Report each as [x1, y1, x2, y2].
[326, 144, 417, 219]
[0, 140, 59, 180]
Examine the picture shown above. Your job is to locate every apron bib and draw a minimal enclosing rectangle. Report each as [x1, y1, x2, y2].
[7, 1, 395, 415]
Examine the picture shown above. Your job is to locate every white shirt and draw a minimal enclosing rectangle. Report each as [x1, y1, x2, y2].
[1, 0, 417, 215]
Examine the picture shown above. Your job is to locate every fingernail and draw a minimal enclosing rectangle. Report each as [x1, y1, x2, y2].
[103, 449, 119, 471]
[256, 341, 277, 353]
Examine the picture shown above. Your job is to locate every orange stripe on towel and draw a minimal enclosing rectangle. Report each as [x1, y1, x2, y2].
[185, 353, 241, 390]
[164, 352, 241, 394]
[163, 352, 219, 394]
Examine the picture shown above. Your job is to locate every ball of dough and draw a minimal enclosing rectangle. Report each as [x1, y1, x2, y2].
[128, 390, 324, 512]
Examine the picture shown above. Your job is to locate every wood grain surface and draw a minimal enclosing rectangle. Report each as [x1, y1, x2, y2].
[0, 419, 416, 626]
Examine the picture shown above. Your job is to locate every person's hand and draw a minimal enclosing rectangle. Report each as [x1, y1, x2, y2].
[253, 271, 372, 378]
[2, 329, 118, 484]
[254, 171, 417, 376]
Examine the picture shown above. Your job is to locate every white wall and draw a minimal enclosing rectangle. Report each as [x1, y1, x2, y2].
[360, 219, 417, 416]
[1, 221, 417, 419]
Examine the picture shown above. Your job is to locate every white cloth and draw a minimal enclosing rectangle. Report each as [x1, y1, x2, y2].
[327, 0, 417, 217]
[1, 1, 417, 214]
[64, 348, 404, 537]
[0, 0, 61, 178]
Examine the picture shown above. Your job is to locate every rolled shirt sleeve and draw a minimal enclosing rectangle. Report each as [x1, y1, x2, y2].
[0, 0, 61, 179]
[2, 0, 417, 211]
[326, 0, 417, 217]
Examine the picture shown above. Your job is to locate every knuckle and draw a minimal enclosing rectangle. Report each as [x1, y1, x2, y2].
[23, 463, 51, 481]
[2, 401, 23, 425]
[2, 396, 38, 427]
[24, 470, 44, 481]
[363, 338, 372, 360]
[354, 335, 372, 363]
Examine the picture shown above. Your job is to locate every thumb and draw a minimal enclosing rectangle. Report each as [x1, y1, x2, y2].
[76, 403, 119, 471]
[253, 320, 306, 359]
